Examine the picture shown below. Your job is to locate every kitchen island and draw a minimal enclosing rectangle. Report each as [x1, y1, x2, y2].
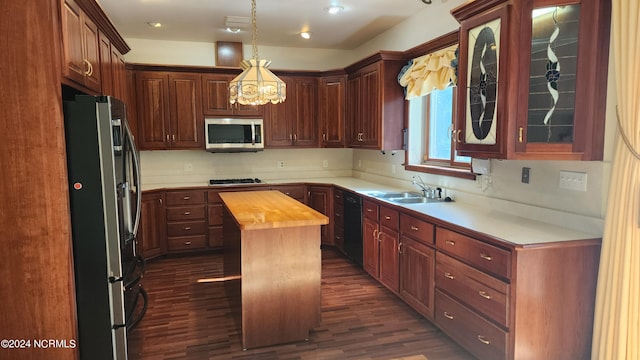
[219, 190, 329, 349]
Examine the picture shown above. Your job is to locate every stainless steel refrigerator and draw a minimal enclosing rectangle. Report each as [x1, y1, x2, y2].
[64, 95, 146, 359]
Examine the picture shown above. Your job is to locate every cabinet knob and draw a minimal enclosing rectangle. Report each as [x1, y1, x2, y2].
[445, 240, 455, 246]
[477, 335, 491, 345]
[480, 253, 493, 261]
[444, 272, 454, 280]
[443, 312, 454, 320]
[410, 225, 419, 231]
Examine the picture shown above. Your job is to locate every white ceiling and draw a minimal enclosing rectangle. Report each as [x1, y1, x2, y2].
[97, 0, 450, 50]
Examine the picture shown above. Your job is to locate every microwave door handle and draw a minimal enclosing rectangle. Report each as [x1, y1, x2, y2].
[251, 122, 256, 145]
[124, 120, 142, 240]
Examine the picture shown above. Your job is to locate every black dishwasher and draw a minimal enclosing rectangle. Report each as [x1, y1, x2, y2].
[343, 192, 363, 267]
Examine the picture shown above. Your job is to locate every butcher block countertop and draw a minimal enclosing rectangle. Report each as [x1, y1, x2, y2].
[219, 190, 329, 230]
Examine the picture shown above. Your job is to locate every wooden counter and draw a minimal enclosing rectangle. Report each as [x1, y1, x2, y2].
[220, 190, 329, 349]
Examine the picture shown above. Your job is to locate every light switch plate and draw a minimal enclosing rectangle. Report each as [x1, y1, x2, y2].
[559, 171, 587, 192]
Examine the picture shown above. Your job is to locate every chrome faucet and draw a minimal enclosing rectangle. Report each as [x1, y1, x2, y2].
[411, 175, 432, 198]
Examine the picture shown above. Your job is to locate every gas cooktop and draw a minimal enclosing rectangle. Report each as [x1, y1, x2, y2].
[208, 178, 263, 185]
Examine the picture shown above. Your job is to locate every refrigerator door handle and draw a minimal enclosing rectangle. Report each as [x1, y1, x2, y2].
[124, 120, 142, 239]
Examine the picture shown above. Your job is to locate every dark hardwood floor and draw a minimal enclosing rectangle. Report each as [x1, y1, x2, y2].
[128, 248, 475, 360]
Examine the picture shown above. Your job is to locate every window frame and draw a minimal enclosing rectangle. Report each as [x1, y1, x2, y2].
[402, 30, 475, 181]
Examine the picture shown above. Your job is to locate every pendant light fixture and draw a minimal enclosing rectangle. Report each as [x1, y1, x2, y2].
[229, 0, 286, 105]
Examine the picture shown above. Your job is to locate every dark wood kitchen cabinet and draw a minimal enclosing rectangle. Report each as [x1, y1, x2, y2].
[318, 74, 347, 147]
[362, 199, 400, 293]
[332, 189, 345, 252]
[451, 0, 611, 160]
[265, 76, 318, 148]
[399, 213, 436, 320]
[201, 73, 264, 117]
[135, 71, 204, 150]
[98, 32, 127, 100]
[307, 185, 333, 245]
[270, 184, 306, 203]
[363, 200, 380, 277]
[139, 191, 167, 259]
[165, 190, 207, 252]
[346, 53, 405, 150]
[60, 0, 101, 92]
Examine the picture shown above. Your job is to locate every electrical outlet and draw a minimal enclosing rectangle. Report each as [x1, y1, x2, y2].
[521, 167, 530, 184]
[322, 160, 328, 168]
[183, 163, 193, 172]
[559, 171, 588, 192]
[277, 160, 285, 168]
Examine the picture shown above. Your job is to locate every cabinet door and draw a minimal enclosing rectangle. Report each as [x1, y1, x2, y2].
[363, 217, 380, 278]
[139, 192, 167, 259]
[61, 0, 85, 85]
[346, 75, 361, 146]
[400, 236, 435, 319]
[98, 32, 113, 95]
[111, 47, 127, 101]
[319, 75, 346, 147]
[265, 76, 293, 147]
[379, 227, 400, 293]
[307, 186, 332, 245]
[136, 71, 171, 149]
[292, 77, 318, 147]
[82, 13, 101, 92]
[359, 64, 381, 147]
[169, 73, 204, 149]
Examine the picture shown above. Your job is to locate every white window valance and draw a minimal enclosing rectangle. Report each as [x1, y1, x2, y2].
[398, 44, 458, 100]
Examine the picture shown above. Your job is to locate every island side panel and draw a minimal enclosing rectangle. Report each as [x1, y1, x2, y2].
[240, 225, 322, 349]
[223, 206, 242, 333]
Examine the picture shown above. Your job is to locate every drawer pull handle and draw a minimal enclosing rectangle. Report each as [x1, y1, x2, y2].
[445, 240, 455, 246]
[185, 241, 192, 245]
[367, 208, 373, 212]
[410, 225, 419, 231]
[477, 335, 491, 345]
[443, 312, 454, 320]
[444, 272, 454, 280]
[480, 253, 493, 261]
[183, 196, 191, 200]
[184, 227, 192, 230]
[184, 211, 191, 215]
[478, 290, 492, 300]
[397, 242, 403, 254]
[335, 213, 341, 217]
[384, 216, 391, 220]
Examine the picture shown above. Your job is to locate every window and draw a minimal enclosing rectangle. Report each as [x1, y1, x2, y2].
[405, 86, 473, 179]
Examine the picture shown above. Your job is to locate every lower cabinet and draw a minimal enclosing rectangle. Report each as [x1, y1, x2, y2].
[307, 185, 333, 245]
[333, 189, 345, 252]
[165, 190, 207, 252]
[362, 199, 400, 294]
[139, 191, 166, 259]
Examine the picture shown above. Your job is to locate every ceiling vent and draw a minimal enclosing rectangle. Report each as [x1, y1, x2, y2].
[224, 16, 251, 29]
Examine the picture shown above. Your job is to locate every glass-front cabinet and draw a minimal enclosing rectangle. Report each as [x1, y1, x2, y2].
[452, 0, 611, 160]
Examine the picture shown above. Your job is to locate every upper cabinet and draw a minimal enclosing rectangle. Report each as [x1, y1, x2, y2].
[61, 0, 101, 92]
[264, 75, 318, 148]
[135, 71, 204, 150]
[59, 0, 130, 96]
[452, 0, 611, 160]
[318, 74, 347, 148]
[201, 73, 263, 117]
[346, 53, 406, 151]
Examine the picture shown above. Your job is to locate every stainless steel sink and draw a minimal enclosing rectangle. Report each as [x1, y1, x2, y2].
[366, 191, 444, 204]
[373, 191, 423, 199]
[390, 197, 442, 204]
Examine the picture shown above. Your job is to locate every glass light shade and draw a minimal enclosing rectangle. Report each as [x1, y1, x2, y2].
[229, 59, 286, 105]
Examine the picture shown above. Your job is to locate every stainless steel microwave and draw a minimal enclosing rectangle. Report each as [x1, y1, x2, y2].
[204, 118, 264, 152]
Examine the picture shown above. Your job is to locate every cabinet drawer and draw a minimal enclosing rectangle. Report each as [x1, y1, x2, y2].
[167, 220, 206, 237]
[436, 227, 511, 279]
[167, 235, 207, 251]
[333, 190, 344, 206]
[400, 213, 434, 245]
[436, 252, 509, 327]
[379, 206, 399, 231]
[208, 204, 224, 225]
[166, 190, 205, 206]
[435, 290, 508, 360]
[363, 199, 379, 221]
[166, 205, 205, 221]
[334, 207, 344, 228]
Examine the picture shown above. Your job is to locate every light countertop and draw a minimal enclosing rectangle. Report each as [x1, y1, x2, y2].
[142, 176, 601, 246]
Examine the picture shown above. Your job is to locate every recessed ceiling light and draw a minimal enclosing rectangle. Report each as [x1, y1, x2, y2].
[226, 27, 241, 34]
[146, 22, 162, 28]
[325, 6, 344, 15]
[300, 32, 311, 39]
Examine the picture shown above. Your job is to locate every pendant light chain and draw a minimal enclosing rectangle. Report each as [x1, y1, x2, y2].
[251, 0, 258, 60]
